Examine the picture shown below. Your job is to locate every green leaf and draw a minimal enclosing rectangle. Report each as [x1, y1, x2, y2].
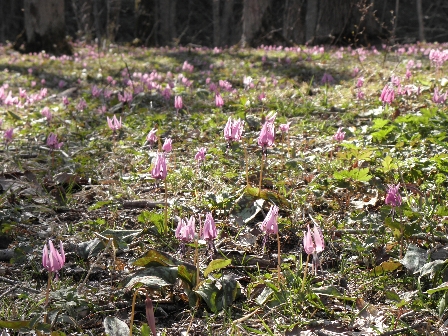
[350, 168, 372, 182]
[195, 280, 218, 312]
[141, 323, 151, 336]
[439, 293, 448, 318]
[401, 244, 428, 273]
[203, 259, 231, 278]
[125, 275, 172, 290]
[137, 210, 166, 235]
[382, 156, 397, 173]
[370, 261, 402, 275]
[313, 286, 356, 301]
[0, 320, 32, 329]
[427, 282, 448, 295]
[122, 267, 179, 289]
[103, 316, 130, 336]
[384, 290, 401, 302]
[384, 217, 401, 239]
[371, 118, 389, 130]
[194, 275, 240, 312]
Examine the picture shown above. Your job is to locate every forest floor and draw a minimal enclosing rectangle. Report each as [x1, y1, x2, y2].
[1, 41, 448, 336]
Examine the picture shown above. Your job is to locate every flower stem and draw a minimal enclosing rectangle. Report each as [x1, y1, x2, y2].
[245, 140, 249, 187]
[301, 254, 310, 292]
[164, 179, 168, 233]
[277, 232, 281, 284]
[44, 272, 52, 324]
[129, 288, 144, 336]
[258, 152, 265, 197]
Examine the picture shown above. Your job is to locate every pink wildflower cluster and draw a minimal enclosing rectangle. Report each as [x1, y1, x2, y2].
[258, 112, 276, 154]
[303, 224, 325, 274]
[151, 153, 167, 180]
[47, 133, 63, 150]
[224, 117, 244, 145]
[260, 205, 279, 252]
[107, 115, 122, 132]
[42, 240, 65, 278]
[429, 49, 448, 69]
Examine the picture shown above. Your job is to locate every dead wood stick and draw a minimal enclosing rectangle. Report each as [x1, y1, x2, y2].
[0, 276, 40, 294]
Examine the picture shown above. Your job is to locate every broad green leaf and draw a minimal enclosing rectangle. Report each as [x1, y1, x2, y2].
[195, 280, 218, 312]
[439, 293, 448, 318]
[255, 286, 273, 305]
[313, 286, 356, 301]
[384, 216, 401, 239]
[401, 244, 428, 273]
[122, 267, 179, 288]
[382, 156, 397, 173]
[356, 149, 374, 161]
[371, 118, 389, 130]
[125, 275, 172, 290]
[0, 320, 31, 329]
[427, 282, 448, 295]
[203, 259, 231, 278]
[244, 186, 289, 208]
[370, 261, 402, 275]
[141, 323, 152, 336]
[133, 249, 182, 267]
[103, 316, 130, 336]
[350, 168, 372, 182]
[384, 290, 401, 302]
[101, 229, 142, 244]
[137, 210, 166, 235]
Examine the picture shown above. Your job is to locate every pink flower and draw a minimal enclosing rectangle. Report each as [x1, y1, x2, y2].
[162, 87, 171, 101]
[385, 183, 402, 208]
[195, 147, 207, 163]
[279, 122, 291, 134]
[215, 93, 224, 108]
[224, 117, 244, 143]
[42, 240, 65, 273]
[4, 128, 13, 144]
[175, 216, 195, 256]
[91, 85, 101, 98]
[118, 91, 133, 104]
[162, 138, 172, 152]
[47, 133, 63, 150]
[146, 128, 158, 147]
[303, 224, 325, 274]
[202, 212, 217, 254]
[333, 127, 345, 142]
[107, 115, 122, 132]
[380, 85, 395, 105]
[41, 107, 52, 122]
[260, 205, 279, 252]
[260, 205, 279, 236]
[77, 98, 87, 111]
[62, 96, 69, 107]
[321, 72, 334, 85]
[174, 96, 183, 111]
[202, 212, 217, 241]
[151, 153, 167, 180]
[356, 77, 364, 88]
[433, 87, 447, 104]
[257, 120, 275, 152]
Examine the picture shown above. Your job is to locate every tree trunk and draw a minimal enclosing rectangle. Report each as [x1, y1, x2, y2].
[213, 0, 221, 47]
[107, 0, 121, 42]
[283, 0, 305, 44]
[158, 0, 177, 45]
[221, 0, 235, 46]
[416, 0, 425, 42]
[305, 0, 319, 44]
[241, 0, 271, 47]
[22, 0, 72, 55]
